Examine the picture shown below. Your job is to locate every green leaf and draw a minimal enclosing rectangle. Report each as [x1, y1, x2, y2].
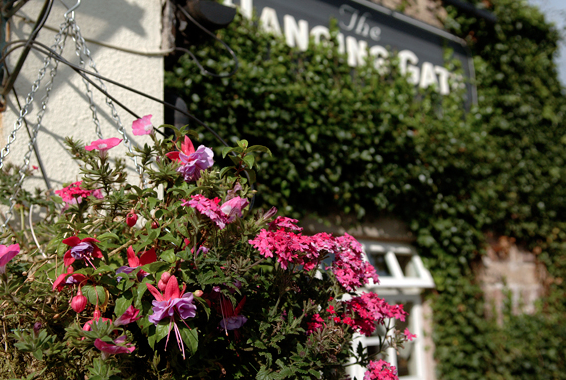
[96, 232, 120, 242]
[155, 321, 171, 344]
[179, 325, 198, 356]
[32, 349, 43, 361]
[114, 294, 133, 317]
[237, 139, 249, 148]
[242, 154, 255, 169]
[246, 145, 272, 156]
[160, 249, 177, 263]
[82, 285, 108, 306]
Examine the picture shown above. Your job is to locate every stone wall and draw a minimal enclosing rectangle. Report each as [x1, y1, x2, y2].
[478, 235, 548, 324]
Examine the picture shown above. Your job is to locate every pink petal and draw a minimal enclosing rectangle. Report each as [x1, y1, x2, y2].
[63, 251, 75, 267]
[94, 338, 135, 354]
[146, 283, 164, 302]
[0, 244, 19, 266]
[181, 136, 196, 156]
[62, 236, 81, 247]
[165, 151, 181, 162]
[126, 246, 140, 268]
[164, 275, 180, 300]
[139, 248, 157, 266]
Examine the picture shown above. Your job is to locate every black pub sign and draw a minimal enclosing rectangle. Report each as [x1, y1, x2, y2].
[223, 0, 476, 103]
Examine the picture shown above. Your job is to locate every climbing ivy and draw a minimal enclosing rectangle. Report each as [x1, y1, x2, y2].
[165, 0, 566, 378]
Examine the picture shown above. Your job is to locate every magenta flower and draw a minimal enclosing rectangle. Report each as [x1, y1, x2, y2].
[166, 136, 213, 182]
[114, 305, 141, 327]
[55, 181, 104, 210]
[132, 114, 153, 136]
[404, 328, 417, 341]
[364, 360, 399, 380]
[116, 246, 156, 281]
[85, 137, 122, 152]
[85, 137, 122, 158]
[188, 194, 249, 229]
[219, 196, 250, 224]
[331, 233, 379, 291]
[218, 296, 248, 332]
[52, 265, 88, 292]
[0, 244, 19, 274]
[62, 236, 103, 269]
[94, 336, 135, 360]
[146, 275, 197, 359]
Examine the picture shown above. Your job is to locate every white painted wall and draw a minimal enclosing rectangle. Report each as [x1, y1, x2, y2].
[0, 0, 164, 192]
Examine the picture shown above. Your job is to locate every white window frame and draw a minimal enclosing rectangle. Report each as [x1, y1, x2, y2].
[346, 240, 434, 380]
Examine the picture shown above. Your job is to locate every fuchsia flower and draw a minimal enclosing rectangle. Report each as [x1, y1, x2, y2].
[219, 296, 248, 332]
[0, 244, 19, 274]
[146, 275, 197, 359]
[52, 265, 87, 292]
[71, 288, 87, 313]
[132, 114, 153, 136]
[126, 210, 138, 227]
[166, 136, 214, 182]
[62, 236, 103, 269]
[116, 246, 157, 281]
[83, 306, 112, 332]
[114, 305, 142, 327]
[187, 194, 249, 229]
[364, 360, 399, 380]
[94, 336, 135, 359]
[85, 137, 122, 152]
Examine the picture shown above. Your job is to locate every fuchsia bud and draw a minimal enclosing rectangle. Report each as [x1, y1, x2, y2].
[194, 290, 203, 297]
[158, 280, 167, 292]
[151, 221, 159, 229]
[126, 211, 138, 227]
[71, 288, 87, 313]
[161, 272, 171, 283]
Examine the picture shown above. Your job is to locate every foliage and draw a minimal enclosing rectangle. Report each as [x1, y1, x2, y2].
[164, 3, 566, 379]
[0, 128, 410, 379]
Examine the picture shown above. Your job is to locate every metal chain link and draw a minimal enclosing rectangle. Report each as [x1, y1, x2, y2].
[1, 20, 71, 232]
[69, 21, 102, 139]
[69, 21, 145, 181]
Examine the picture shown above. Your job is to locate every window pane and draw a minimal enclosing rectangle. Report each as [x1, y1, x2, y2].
[396, 254, 417, 278]
[368, 253, 391, 276]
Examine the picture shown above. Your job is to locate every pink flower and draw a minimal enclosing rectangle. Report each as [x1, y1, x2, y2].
[94, 336, 135, 359]
[331, 233, 379, 291]
[52, 266, 88, 292]
[114, 305, 141, 326]
[62, 236, 103, 269]
[166, 136, 214, 182]
[115, 246, 157, 281]
[146, 275, 197, 359]
[187, 194, 249, 229]
[364, 360, 398, 380]
[343, 293, 407, 336]
[132, 114, 153, 135]
[83, 306, 112, 332]
[404, 328, 416, 341]
[55, 181, 103, 210]
[71, 288, 87, 313]
[85, 137, 122, 152]
[0, 244, 19, 274]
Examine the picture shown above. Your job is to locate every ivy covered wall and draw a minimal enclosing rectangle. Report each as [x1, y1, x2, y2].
[165, 0, 566, 378]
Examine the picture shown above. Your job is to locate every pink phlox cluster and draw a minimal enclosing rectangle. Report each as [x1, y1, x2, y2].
[364, 360, 399, 380]
[343, 293, 407, 336]
[188, 194, 248, 229]
[332, 233, 379, 291]
[248, 228, 311, 269]
[55, 181, 104, 210]
[269, 216, 303, 232]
